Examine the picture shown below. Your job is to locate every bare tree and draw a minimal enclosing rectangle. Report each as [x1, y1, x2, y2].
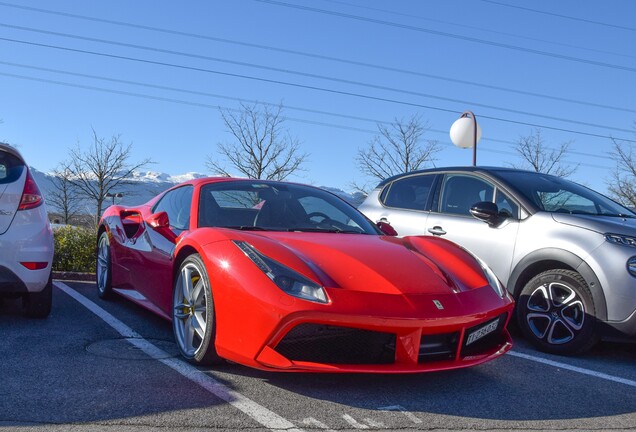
[207, 103, 307, 181]
[512, 129, 577, 177]
[607, 137, 636, 207]
[356, 115, 440, 185]
[47, 162, 81, 224]
[67, 129, 151, 218]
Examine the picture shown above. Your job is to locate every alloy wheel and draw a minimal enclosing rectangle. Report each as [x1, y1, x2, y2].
[525, 281, 585, 345]
[96, 234, 110, 296]
[173, 262, 209, 357]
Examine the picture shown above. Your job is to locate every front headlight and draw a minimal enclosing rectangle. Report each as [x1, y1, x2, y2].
[476, 256, 506, 298]
[606, 233, 636, 247]
[233, 240, 328, 304]
[627, 257, 636, 277]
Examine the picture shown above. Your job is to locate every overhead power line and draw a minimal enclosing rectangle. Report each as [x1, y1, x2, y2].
[251, 0, 636, 74]
[0, 3, 633, 114]
[1, 23, 633, 134]
[479, 0, 636, 33]
[1, 36, 634, 144]
[0, 59, 617, 164]
[0, 68, 614, 171]
[318, 0, 636, 60]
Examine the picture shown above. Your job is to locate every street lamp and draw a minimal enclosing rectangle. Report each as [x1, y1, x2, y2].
[105, 192, 123, 206]
[450, 111, 482, 166]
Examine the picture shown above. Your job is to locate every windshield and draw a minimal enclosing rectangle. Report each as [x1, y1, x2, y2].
[198, 181, 379, 234]
[494, 171, 635, 217]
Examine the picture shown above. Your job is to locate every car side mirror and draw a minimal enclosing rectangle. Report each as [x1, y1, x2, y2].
[470, 201, 505, 226]
[376, 221, 398, 236]
[146, 211, 178, 243]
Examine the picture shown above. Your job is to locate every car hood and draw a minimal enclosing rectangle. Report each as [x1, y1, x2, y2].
[235, 232, 489, 296]
[551, 213, 636, 235]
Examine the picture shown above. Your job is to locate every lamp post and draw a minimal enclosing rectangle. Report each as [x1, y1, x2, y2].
[105, 192, 123, 206]
[450, 111, 482, 166]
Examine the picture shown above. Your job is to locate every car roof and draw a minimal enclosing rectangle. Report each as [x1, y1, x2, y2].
[375, 165, 542, 188]
[0, 142, 25, 163]
[173, 176, 325, 189]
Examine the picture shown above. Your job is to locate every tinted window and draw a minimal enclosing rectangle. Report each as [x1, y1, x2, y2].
[153, 185, 193, 231]
[382, 175, 434, 211]
[495, 171, 634, 216]
[198, 181, 379, 234]
[0, 150, 24, 184]
[495, 189, 519, 219]
[440, 174, 493, 216]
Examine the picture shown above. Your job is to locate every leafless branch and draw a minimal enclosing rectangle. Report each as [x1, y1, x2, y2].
[356, 114, 440, 189]
[46, 162, 81, 224]
[67, 128, 151, 218]
[511, 128, 578, 178]
[607, 137, 636, 207]
[206, 103, 308, 181]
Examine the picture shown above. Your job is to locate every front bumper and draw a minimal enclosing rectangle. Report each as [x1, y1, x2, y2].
[600, 308, 636, 341]
[255, 312, 513, 373]
[215, 280, 515, 373]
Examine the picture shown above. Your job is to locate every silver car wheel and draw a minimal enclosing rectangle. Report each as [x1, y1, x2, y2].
[173, 262, 208, 357]
[96, 233, 111, 297]
[526, 282, 585, 345]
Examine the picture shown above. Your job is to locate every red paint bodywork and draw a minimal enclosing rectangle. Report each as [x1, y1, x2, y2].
[99, 177, 514, 373]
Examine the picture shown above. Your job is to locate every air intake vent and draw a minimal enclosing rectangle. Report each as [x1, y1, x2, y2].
[275, 324, 396, 365]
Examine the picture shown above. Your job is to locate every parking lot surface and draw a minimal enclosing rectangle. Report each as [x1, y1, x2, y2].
[0, 280, 634, 431]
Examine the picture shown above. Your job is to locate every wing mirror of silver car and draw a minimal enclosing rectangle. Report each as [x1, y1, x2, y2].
[470, 201, 507, 227]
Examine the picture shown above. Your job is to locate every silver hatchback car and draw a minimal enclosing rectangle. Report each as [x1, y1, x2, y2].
[0, 143, 54, 317]
[359, 166, 636, 355]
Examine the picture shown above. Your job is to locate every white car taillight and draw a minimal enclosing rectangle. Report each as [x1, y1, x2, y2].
[18, 169, 43, 211]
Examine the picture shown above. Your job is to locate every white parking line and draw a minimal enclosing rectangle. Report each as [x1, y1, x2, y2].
[507, 350, 636, 388]
[54, 282, 304, 432]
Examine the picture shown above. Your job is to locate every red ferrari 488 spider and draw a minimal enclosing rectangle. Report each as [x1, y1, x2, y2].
[97, 178, 513, 372]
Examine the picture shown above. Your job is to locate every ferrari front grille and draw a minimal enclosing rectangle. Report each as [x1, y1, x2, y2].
[418, 332, 460, 363]
[274, 324, 396, 365]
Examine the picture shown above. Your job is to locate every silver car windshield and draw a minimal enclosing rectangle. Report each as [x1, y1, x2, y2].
[495, 171, 635, 217]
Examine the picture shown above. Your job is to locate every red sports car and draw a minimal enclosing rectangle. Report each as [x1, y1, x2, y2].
[97, 178, 513, 373]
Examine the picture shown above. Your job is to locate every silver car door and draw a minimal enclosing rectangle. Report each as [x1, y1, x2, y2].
[368, 173, 436, 237]
[425, 173, 519, 287]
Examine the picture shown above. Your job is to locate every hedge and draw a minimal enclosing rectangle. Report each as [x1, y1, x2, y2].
[53, 225, 97, 273]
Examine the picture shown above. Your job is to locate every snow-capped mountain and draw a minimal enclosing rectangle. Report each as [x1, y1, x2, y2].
[32, 168, 366, 215]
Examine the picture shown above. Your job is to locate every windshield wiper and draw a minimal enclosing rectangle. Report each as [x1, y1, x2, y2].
[602, 213, 636, 218]
[225, 226, 269, 231]
[291, 227, 364, 234]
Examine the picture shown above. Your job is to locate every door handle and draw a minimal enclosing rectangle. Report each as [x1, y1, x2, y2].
[428, 226, 447, 236]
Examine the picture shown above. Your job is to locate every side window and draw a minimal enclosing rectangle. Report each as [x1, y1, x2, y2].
[0, 151, 24, 184]
[153, 185, 193, 232]
[382, 175, 434, 211]
[440, 175, 493, 216]
[495, 189, 519, 219]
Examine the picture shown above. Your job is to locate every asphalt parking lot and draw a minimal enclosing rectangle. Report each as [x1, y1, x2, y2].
[0, 280, 634, 431]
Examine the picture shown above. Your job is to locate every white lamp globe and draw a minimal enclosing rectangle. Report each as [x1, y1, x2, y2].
[450, 116, 482, 149]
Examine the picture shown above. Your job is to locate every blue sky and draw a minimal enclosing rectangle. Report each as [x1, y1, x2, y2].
[1, 0, 635, 194]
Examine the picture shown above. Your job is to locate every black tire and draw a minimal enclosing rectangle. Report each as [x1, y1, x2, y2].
[172, 254, 223, 365]
[24, 273, 52, 318]
[96, 231, 113, 300]
[517, 269, 598, 355]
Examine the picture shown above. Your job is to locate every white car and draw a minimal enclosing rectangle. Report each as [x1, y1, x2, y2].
[0, 142, 54, 317]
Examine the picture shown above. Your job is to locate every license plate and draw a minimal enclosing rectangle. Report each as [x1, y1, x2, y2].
[466, 318, 499, 346]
